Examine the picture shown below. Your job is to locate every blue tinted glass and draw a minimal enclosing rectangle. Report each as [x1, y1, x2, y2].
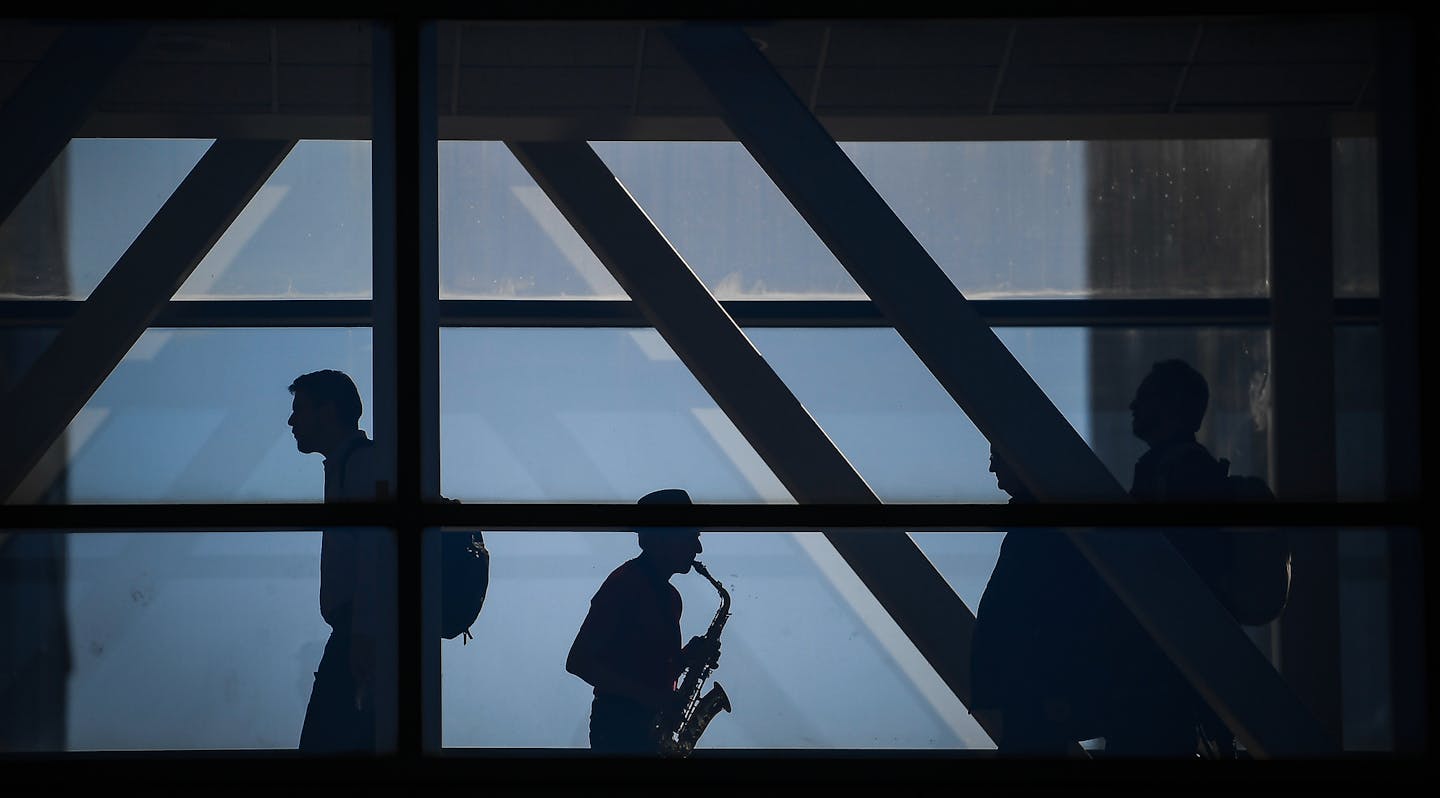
[440, 328, 789, 503]
[442, 529, 994, 750]
[48, 328, 373, 504]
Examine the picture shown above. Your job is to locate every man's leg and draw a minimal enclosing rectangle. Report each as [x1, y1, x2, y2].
[995, 698, 1077, 757]
[299, 628, 374, 752]
[588, 694, 656, 755]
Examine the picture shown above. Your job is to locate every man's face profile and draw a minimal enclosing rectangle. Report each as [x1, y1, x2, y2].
[288, 391, 328, 454]
[988, 451, 1025, 498]
[1129, 375, 1165, 443]
[642, 528, 703, 576]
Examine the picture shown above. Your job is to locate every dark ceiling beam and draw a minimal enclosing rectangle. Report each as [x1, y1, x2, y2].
[0, 139, 296, 503]
[507, 139, 1017, 751]
[985, 24, 1016, 115]
[69, 110, 1379, 143]
[0, 24, 148, 226]
[663, 22, 1335, 758]
[1168, 24, 1205, 113]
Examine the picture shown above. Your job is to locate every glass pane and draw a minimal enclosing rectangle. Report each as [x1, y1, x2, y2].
[1335, 326, 1384, 501]
[1334, 138, 1380, 298]
[441, 529, 993, 750]
[439, 141, 626, 299]
[441, 326, 1274, 504]
[747, 327, 1091, 502]
[594, 141, 863, 299]
[589, 140, 1268, 301]
[440, 328, 789, 503]
[0, 528, 393, 751]
[175, 140, 372, 300]
[1, 21, 374, 302]
[751, 327, 1269, 501]
[1083, 140, 1269, 298]
[1087, 327, 1271, 490]
[1337, 528, 1393, 751]
[843, 141, 1087, 298]
[0, 139, 210, 300]
[12, 328, 373, 504]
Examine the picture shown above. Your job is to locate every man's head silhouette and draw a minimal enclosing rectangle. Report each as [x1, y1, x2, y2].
[288, 370, 362, 457]
[636, 488, 701, 576]
[1129, 359, 1208, 448]
[988, 446, 1035, 503]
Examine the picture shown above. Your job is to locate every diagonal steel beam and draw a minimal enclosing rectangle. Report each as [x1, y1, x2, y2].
[0, 23, 148, 226]
[0, 139, 296, 503]
[662, 23, 1334, 757]
[507, 140, 1015, 750]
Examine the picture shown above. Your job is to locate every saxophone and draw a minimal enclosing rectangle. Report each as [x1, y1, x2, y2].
[654, 559, 732, 757]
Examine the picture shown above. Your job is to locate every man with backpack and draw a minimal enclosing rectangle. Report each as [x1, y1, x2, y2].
[1103, 358, 1289, 757]
[287, 369, 396, 753]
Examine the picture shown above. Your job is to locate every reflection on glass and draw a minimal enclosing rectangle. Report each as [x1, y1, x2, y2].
[30, 328, 374, 504]
[442, 529, 994, 750]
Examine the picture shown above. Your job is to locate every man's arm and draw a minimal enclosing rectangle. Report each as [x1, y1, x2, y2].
[344, 444, 382, 707]
[566, 591, 674, 713]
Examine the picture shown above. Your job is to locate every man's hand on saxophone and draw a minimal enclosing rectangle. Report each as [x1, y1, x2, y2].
[681, 635, 721, 672]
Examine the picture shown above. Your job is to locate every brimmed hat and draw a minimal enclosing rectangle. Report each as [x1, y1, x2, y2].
[637, 488, 692, 506]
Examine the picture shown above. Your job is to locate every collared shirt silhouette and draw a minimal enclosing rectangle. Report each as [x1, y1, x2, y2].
[566, 488, 720, 754]
[970, 447, 1116, 755]
[288, 369, 395, 753]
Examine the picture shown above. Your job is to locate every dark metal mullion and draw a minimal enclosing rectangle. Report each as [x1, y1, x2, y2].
[1269, 112, 1343, 743]
[1376, 15, 1425, 756]
[381, 18, 441, 761]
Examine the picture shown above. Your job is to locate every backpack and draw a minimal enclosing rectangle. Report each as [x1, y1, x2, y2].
[1212, 459, 1292, 627]
[438, 503, 490, 644]
[336, 439, 490, 642]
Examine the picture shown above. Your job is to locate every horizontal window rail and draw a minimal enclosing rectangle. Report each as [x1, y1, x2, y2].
[0, 500, 1417, 532]
[0, 298, 1383, 329]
